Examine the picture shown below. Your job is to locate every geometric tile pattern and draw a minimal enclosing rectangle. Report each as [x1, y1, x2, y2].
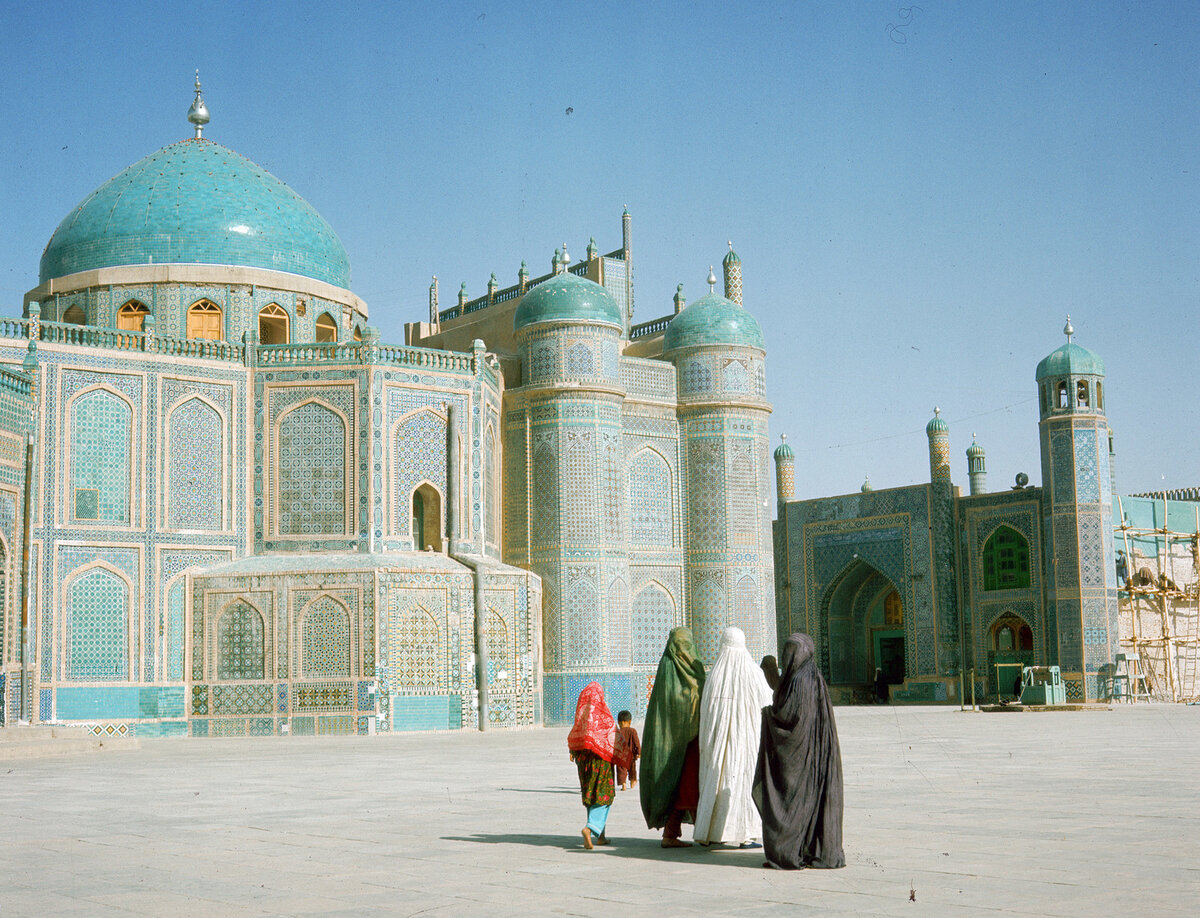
[393, 409, 447, 539]
[66, 567, 128, 681]
[631, 583, 674, 667]
[70, 390, 131, 523]
[216, 602, 265, 681]
[301, 595, 351, 678]
[166, 397, 223, 530]
[277, 401, 346, 536]
[628, 448, 671, 546]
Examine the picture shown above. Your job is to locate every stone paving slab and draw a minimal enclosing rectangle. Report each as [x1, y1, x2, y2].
[1, 704, 1197, 916]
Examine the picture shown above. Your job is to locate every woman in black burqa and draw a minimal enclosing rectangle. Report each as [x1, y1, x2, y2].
[753, 632, 845, 869]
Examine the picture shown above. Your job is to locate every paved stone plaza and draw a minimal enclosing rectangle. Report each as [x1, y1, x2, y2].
[1, 704, 1197, 917]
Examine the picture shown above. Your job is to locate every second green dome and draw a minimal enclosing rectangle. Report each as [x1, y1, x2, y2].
[663, 292, 764, 351]
[513, 272, 623, 331]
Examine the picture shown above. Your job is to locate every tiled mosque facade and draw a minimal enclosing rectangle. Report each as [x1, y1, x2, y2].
[773, 324, 1122, 703]
[0, 92, 776, 734]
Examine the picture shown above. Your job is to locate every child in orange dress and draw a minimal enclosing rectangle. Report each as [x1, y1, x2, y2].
[615, 710, 641, 790]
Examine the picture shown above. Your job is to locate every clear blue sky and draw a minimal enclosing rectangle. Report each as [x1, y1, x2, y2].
[2, 2, 1197, 499]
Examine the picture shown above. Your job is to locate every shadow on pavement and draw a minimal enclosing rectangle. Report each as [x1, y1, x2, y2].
[443, 833, 768, 867]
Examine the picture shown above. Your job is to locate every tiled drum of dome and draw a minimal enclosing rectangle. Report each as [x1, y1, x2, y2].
[167, 397, 223, 530]
[66, 568, 128, 681]
[566, 342, 594, 377]
[721, 360, 749, 394]
[393, 410, 447, 538]
[628, 449, 671, 546]
[301, 596, 351, 678]
[71, 390, 130, 524]
[277, 402, 346, 536]
[217, 603, 265, 681]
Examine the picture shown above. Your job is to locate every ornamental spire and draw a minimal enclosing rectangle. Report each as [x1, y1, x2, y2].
[187, 70, 210, 138]
[1063, 314, 1074, 343]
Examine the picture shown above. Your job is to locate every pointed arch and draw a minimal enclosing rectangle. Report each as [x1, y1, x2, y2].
[392, 605, 444, 691]
[275, 398, 349, 536]
[392, 407, 448, 539]
[411, 481, 443, 552]
[982, 525, 1030, 591]
[187, 299, 223, 340]
[116, 299, 149, 332]
[216, 599, 266, 681]
[63, 562, 131, 682]
[631, 581, 676, 668]
[258, 303, 289, 344]
[315, 311, 338, 343]
[166, 394, 225, 530]
[68, 385, 134, 524]
[628, 446, 673, 547]
[62, 304, 86, 325]
[300, 594, 351, 678]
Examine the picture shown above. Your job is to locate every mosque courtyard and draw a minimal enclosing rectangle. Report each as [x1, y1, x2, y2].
[1, 704, 1196, 917]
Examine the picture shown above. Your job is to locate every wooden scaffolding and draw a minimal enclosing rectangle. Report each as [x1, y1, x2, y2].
[1115, 497, 1200, 703]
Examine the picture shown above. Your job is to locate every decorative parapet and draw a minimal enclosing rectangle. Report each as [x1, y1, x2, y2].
[438, 251, 620, 324]
[629, 314, 672, 339]
[0, 365, 32, 397]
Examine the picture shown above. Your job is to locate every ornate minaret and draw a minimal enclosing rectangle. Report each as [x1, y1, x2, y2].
[428, 276, 439, 329]
[967, 435, 987, 495]
[722, 242, 743, 306]
[774, 434, 795, 507]
[1036, 317, 1119, 702]
[926, 408, 951, 484]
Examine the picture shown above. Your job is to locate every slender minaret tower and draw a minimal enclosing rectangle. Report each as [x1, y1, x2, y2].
[967, 435, 986, 495]
[926, 408, 951, 484]
[722, 242, 743, 306]
[428, 276, 439, 329]
[774, 434, 795, 507]
[1036, 317, 1119, 702]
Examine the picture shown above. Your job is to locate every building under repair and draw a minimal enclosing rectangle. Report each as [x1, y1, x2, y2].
[1114, 493, 1200, 703]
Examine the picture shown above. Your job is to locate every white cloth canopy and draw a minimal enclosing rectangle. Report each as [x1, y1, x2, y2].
[694, 626, 774, 844]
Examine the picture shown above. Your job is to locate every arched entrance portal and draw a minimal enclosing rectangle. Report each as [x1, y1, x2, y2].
[820, 559, 906, 690]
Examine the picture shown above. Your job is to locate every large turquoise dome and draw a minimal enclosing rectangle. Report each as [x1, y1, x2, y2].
[1035, 342, 1105, 380]
[39, 138, 351, 288]
[663, 292, 764, 351]
[513, 272, 622, 331]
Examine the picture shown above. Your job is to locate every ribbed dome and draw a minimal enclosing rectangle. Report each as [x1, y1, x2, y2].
[663, 292, 764, 351]
[773, 438, 794, 461]
[513, 272, 622, 331]
[926, 410, 948, 434]
[967, 439, 985, 458]
[39, 139, 351, 288]
[1035, 341, 1105, 380]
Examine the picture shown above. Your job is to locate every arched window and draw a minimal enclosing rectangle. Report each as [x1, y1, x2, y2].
[66, 567, 129, 681]
[1057, 381, 1069, 409]
[996, 624, 1015, 651]
[1096, 381, 1103, 410]
[1018, 624, 1033, 651]
[116, 300, 149, 332]
[258, 303, 289, 344]
[982, 526, 1031, 591]
[187, 300, 223, 340]
[884, 590, 904, 626]
[1076, 380, 1089, 408]
[353, 325, 363, 342]
[412, 483, 442, 551]
[315, 312, 338, 343]
[62, 305, 86, 325]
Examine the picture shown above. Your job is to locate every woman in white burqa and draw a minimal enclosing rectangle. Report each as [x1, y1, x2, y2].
[694, 626, 774, 847]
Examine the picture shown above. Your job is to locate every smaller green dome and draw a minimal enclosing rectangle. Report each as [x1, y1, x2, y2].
[664, 292, 764, 351]
[514, 272, 622, 331]
[967, 439, 985, 458]
[926, 408, 948, 435]
[773, 436, 794, 461]
[861, 476, 873, 493]
[723, 246, 741, 265]
[1035, 342, 1105, 380]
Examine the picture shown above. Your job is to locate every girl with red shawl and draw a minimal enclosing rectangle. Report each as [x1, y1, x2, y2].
[568, 682, 630, 849]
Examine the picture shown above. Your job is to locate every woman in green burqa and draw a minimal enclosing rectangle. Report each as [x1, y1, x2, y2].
[639, 626, 707, 847]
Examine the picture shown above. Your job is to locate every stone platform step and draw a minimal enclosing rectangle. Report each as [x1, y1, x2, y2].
[980, 703, 1112, 713]
[0, 725, 140, 761]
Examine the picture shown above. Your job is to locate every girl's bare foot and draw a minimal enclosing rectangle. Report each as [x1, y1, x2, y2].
[661, 838, 692, 848]
[581, 827, 593, 850]
[595, 833, 609, 846]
